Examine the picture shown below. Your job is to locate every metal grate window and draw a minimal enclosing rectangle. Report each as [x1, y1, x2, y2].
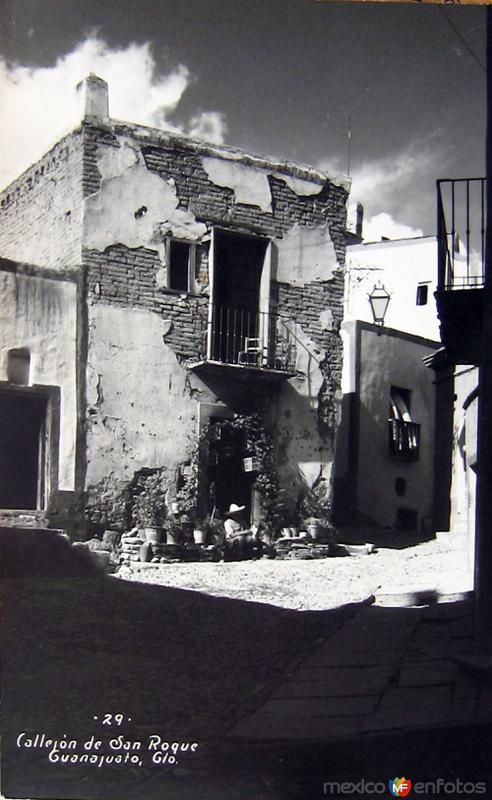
[389, 388, 420, 461]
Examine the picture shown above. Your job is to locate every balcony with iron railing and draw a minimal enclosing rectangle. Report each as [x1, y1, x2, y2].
[389, 418, 420, 461]
[436, 178, 486, 364]
[187, 304, 299, 382]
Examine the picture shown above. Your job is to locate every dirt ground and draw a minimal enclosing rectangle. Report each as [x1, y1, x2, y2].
[0, 532, 473, 800]
[117, 536, 467, 610]
[1, 563, 353, 799]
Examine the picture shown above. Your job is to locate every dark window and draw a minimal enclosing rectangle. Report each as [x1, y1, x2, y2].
[389, 387, 420, 461]
[7, 348, 30, 385]
[395, 477, 407, 497]
[168, 241, 191, 291]
[396, 507, 418, 531]
[416, 284, 429, 306]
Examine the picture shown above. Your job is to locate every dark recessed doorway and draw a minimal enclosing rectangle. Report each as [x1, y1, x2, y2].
[0, 392, 48, 510]
[208, 420, 253, 521]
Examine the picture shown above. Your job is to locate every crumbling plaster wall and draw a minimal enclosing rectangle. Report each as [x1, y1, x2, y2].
[85, 303, 212, 485]
[81, 124, 347, 499]
[84, 138, 208, 269]
[0, 267, 78, 490]
[274, 225, 339, 285]
[274, 277, 344, 502]
[0, 132, 85, 270]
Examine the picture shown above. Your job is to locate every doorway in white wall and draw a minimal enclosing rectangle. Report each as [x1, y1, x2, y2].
[0, 391, 48, 510]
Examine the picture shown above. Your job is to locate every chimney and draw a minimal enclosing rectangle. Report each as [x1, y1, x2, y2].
[77, 74, 109, 121]
[346, 202, 364, 242]
[355, 202, 364, 239]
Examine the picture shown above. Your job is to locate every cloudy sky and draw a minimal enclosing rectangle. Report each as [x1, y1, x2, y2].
[0, 0, 486, 240]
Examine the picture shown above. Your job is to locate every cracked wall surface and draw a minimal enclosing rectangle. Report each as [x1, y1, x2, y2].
[275, 224, 339, 285]
[0, 115, 349, 510]
[80, 122, 348, 494]
[85, 304, 212, 485]
[84, 140, 208, 259]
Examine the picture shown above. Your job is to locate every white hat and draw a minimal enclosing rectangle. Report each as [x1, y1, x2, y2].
[227, 503, 245, 515]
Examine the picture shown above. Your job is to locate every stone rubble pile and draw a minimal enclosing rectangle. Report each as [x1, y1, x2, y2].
[83, 529, 375, 569]
[120, 531, 144, 563]
[119, 530, 222, 566]
[273, 533, 333, 560]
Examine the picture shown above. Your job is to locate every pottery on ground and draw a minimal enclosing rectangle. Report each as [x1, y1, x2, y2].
[141, 527, 163, 544]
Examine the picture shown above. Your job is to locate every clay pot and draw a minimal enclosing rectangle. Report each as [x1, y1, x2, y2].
[139, 542, 153, 562]
[307, 520, 321, 540]
[193, 528, 206, 545]
[142, 527, 163, 544]
[166, 529, 181, 545]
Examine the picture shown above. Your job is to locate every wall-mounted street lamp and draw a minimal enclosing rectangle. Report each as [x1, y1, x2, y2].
[368, 281, 391, 327]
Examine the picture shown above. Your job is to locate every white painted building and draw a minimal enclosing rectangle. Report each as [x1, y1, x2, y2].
[345, 235, 440, 341]
[334, 233, 443, 533]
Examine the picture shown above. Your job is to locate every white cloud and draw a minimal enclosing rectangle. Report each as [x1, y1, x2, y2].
[348, 147, 434, 208]
[361, 212, 423, 242]
[0, 35, 227, 188]
[320, 138, 449, 239]
[188, 111, 228, 145]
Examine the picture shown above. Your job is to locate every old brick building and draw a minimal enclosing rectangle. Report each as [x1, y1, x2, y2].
[0, 75, 349, 535]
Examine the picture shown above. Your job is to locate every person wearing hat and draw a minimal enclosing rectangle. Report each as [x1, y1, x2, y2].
[224, 503, 259, 560]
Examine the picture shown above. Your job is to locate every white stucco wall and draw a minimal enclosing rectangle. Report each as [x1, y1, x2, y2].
[202, 157, 273, 212]
[274, 224, 339, 285]
[345, 237, 440, 341]
[0, 270, 78, 490]
[85, 303, 210, 484]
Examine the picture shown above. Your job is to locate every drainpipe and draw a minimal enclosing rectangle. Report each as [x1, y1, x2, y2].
[474, 6, 492, 640]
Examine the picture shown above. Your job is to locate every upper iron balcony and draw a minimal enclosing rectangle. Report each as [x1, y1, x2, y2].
[187, 304, 299, 383]
[436, 178, 486, 364]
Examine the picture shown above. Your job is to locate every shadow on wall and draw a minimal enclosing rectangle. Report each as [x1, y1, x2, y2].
[334, 393, 435, 544]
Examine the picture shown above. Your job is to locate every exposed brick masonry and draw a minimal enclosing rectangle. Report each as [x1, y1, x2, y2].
[85, 245, 208, 361]
[84, 129, 347, 377]
[140, 141, 348, 260]
[0, 132, 85, 270]
[82, 126, 120, 198]
[276, 278, 344, 436]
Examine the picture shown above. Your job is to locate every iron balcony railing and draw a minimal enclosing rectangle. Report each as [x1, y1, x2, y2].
[437, 178, 486, 291]
[389, 419, 420, 461]
[202, 304, 298, 372]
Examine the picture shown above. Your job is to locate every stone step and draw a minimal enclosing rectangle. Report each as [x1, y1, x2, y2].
[0, 509, 49, 529]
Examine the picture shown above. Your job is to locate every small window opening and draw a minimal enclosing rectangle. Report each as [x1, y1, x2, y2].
[416, 284, 429, 306]
[395, 477, 407, 497]
[7, 348, 30, 385]
[168, 240, 193, 292]
[396, 507, 418, 531]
